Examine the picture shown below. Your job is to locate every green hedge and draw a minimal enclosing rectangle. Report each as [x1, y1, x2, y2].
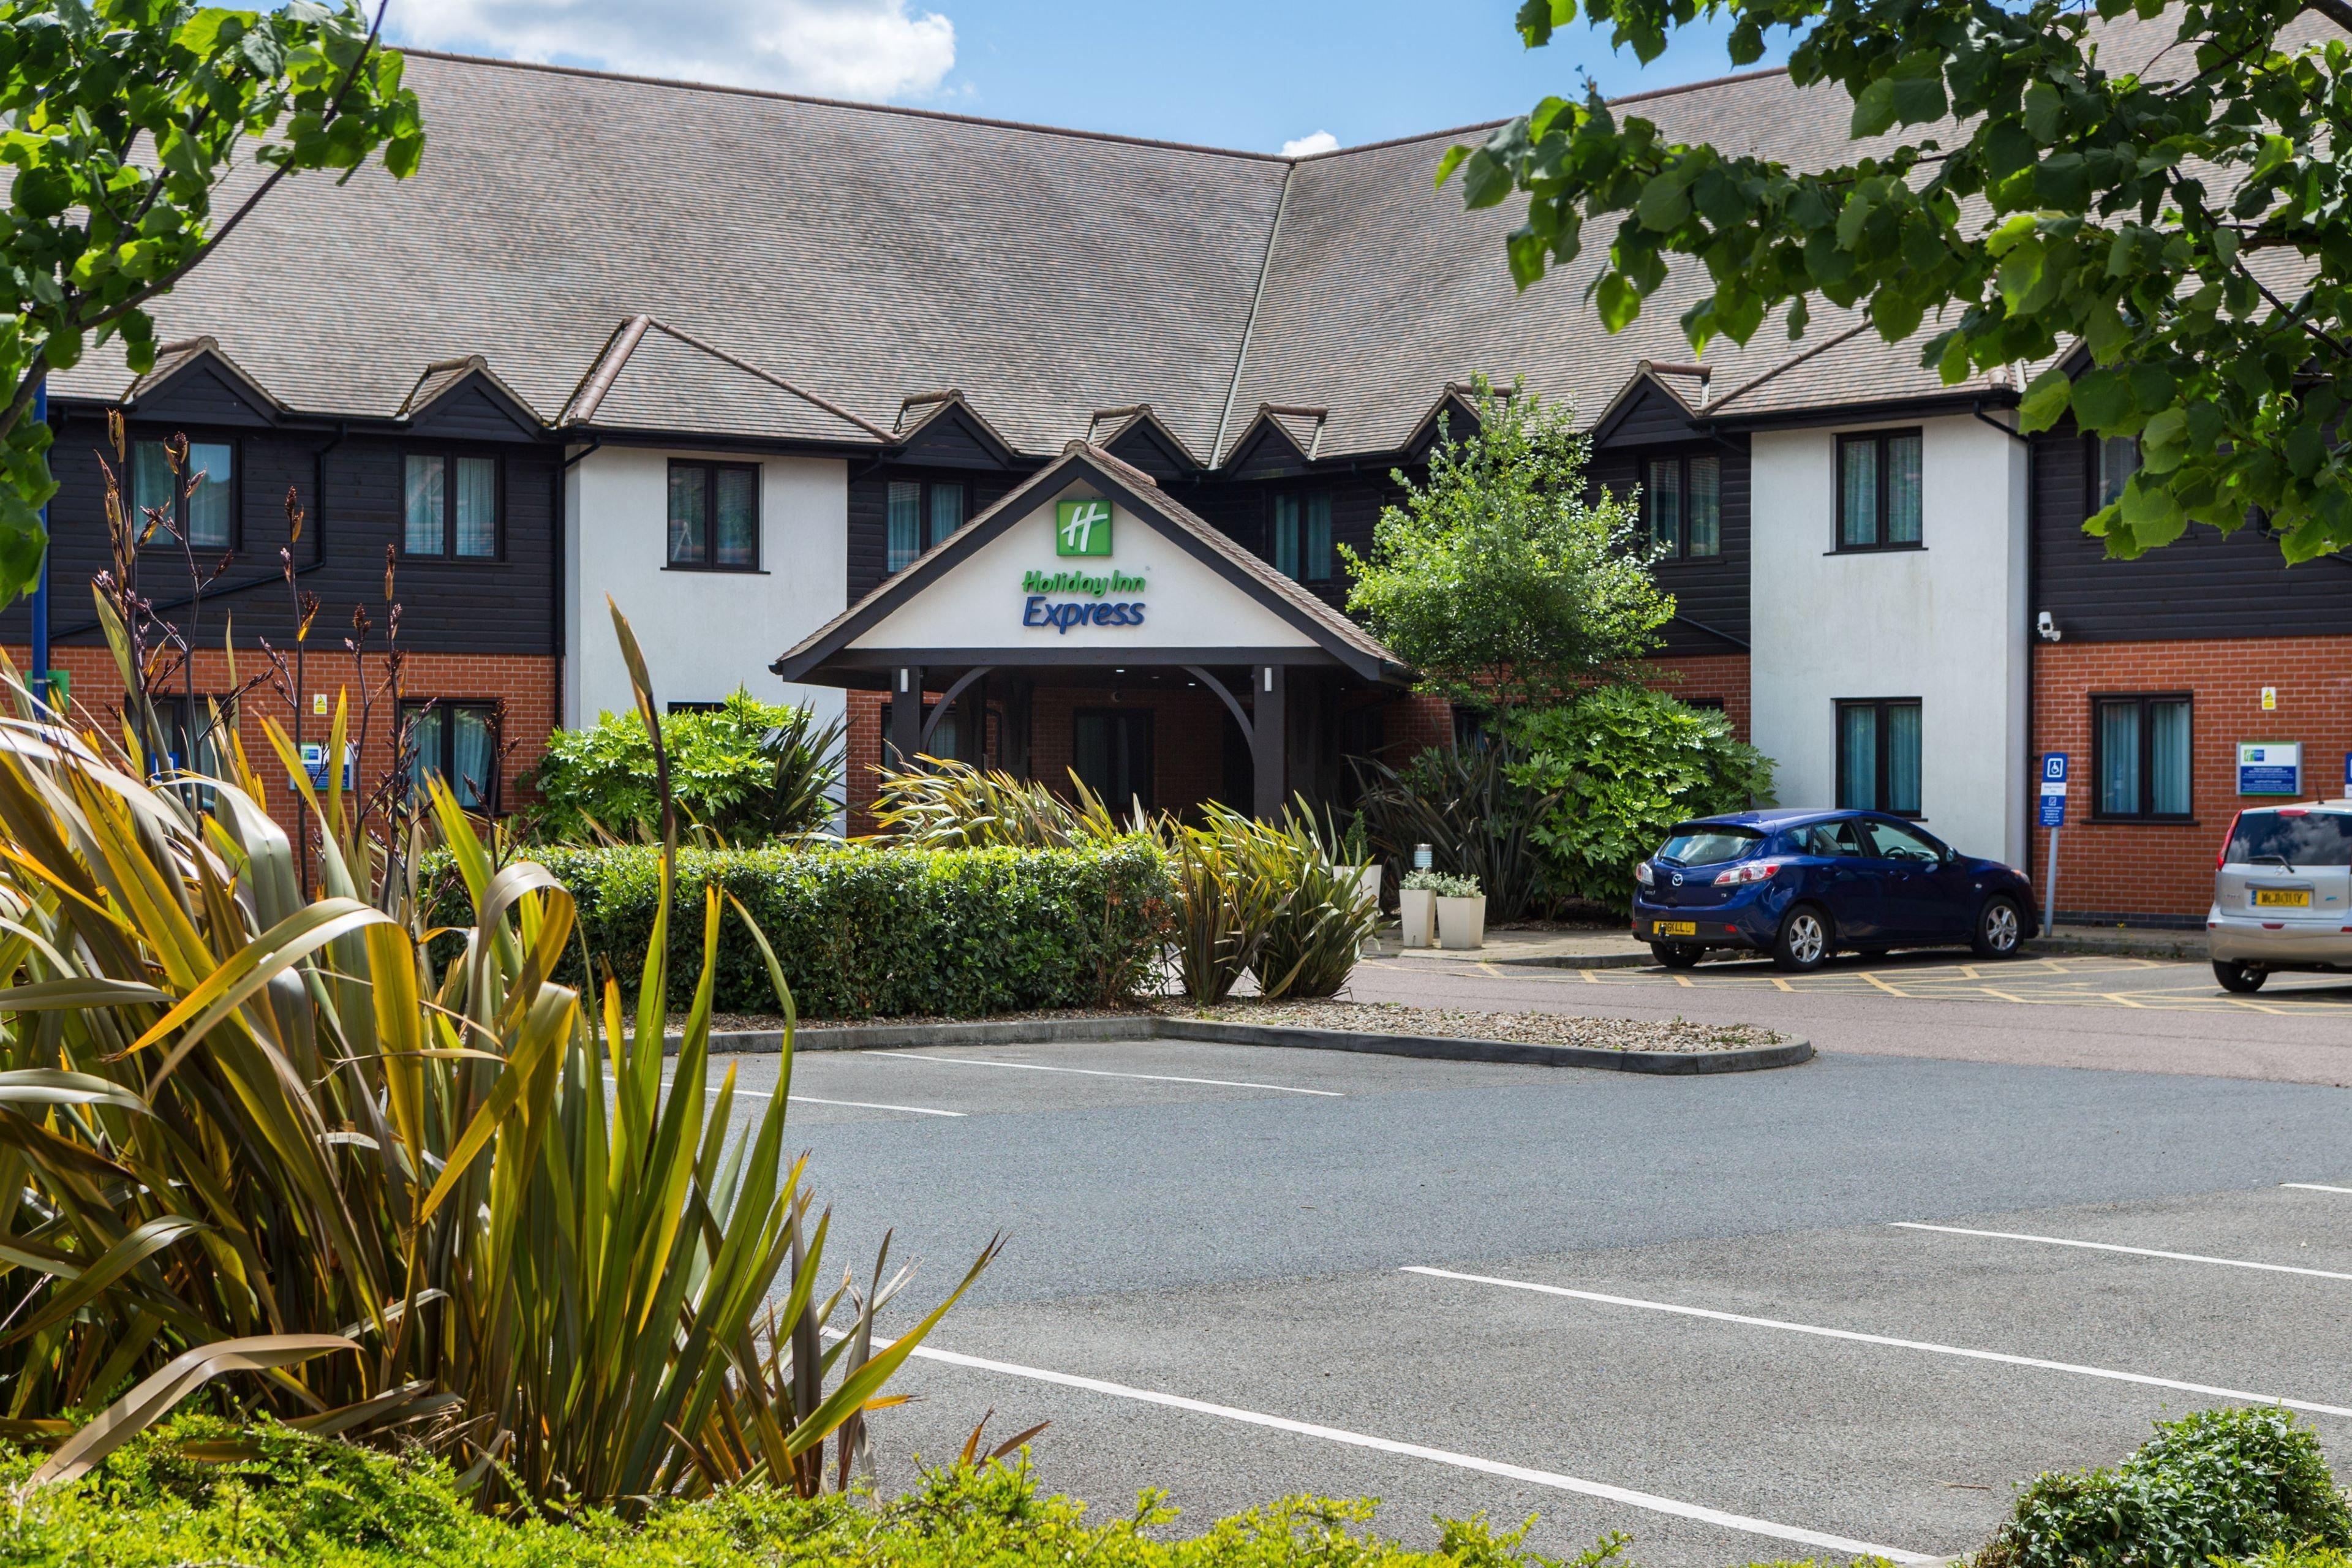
[426, 841, 1172, 1019]
[1, 1417, 1626, 1568]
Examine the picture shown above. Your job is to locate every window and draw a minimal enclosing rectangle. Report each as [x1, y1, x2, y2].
[2094, 435, 2141, 508]
[1074, 709, 1152, 810]
[878, 702, 953, 764]
[886, 479, 965, 572]
[1863, 817, 1947, 864]
[404, 702, 499, 810]
[666, 461, 758, 569]
[1684, 696, 1727, 713]
[2094, 695, 2192, 820]
[2226, 809, 2352, 868]
[1657, 825, 1762, 865]
[1792, 818, 1869, 858]
[1836, 698, 1922, 816]
[404, 453, 499, 559]
[1644, 454, 1721, 558]
[133, 438, 235, 551]
[1272, 492, 1333, 582]
[1836, 429, 1923, 549]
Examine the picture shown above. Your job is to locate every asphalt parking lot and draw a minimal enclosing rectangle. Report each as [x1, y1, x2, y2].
[698, 1018, 2352, 1568]
[1347, 951, 2352, 1084]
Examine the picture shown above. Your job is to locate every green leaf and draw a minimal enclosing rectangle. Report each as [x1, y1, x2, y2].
[1435, 145, 1471, 187]
[1460, 147, 1513, 209]
[2070, 368, 2132, 431]
[2138, 407, 2188, 473]
[2018, 366, 2073, 433]
[1850, 77, 1896, 139]
[1636, 171, 1691, 231]
[2022, 80, 2062, 143]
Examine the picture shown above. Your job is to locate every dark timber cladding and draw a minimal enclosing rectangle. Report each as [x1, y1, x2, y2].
[2030, 417, 2352, 640]
[1586, 379, 1751, 658]
[4, 418, 559, 656]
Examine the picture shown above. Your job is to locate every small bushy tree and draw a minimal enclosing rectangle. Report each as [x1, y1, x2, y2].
[529, 689, 843, 844]
[1504, 685, 1775, 906]
[1343, 381, 1672, 714]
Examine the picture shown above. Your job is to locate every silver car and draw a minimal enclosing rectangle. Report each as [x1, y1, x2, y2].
[2209, 802, 2352, 992]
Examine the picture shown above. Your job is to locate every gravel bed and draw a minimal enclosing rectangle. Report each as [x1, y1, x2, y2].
[684, 1001, 1783, 1055]
[1169, 999, 1787, 1054]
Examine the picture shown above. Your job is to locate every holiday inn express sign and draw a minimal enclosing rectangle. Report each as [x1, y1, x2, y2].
[1027, 497, 1145, 631]
[839, 483, 1317, 655]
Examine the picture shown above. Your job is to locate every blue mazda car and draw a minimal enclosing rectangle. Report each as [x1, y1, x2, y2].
[1629, 808, 2038, 971]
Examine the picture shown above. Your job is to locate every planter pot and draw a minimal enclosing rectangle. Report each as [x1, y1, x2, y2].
[1436, 894, 1487, 950]
[1397, 887, 1436, 949]
[1349, 864, 1385, 955]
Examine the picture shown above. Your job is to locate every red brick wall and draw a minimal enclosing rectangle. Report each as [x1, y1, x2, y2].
[1643, 654, 1752, 742]
[2029, 636, 2352, 923]
[1386, 692, 1453, 756]
[9, 644, 557, 823]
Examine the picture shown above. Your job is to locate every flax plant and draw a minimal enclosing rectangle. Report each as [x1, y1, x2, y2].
[0, 601, 991, 1512]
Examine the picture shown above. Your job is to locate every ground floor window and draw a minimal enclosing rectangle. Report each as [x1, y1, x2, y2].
[1836, 698, 1921, 816]
[404, 701, 499, 810]
[879, 701, 954, 764]
[2094, 694, 2192, 820]
[1074, 708, 1152, 811]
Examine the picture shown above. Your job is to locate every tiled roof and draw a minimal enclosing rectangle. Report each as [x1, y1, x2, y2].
[50, 18, 2223, 458]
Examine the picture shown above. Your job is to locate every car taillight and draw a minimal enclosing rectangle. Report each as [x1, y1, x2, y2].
[1713, 860, 1782, 886]
[2217, 810, 2244, 870]
[1635, 861, 1655, 888]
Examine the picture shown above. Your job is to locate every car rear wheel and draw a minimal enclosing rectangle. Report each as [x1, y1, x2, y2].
[1772, 905, 1833, 973]
[1972, 895, 2025, 959]
[2213, 959, 2269, 993]
[1651, 941, 1704, 970]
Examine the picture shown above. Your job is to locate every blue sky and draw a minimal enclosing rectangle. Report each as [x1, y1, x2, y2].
[385, 0, 1792, 154]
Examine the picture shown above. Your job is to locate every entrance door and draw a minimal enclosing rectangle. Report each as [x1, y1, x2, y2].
[1074, 709, 1153, 812]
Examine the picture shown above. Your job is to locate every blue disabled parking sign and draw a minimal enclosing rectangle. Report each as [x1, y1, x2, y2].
[2038, 752, 2068, 828]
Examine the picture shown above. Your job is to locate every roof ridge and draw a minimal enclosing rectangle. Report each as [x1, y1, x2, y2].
[401, 48, 1292, 163]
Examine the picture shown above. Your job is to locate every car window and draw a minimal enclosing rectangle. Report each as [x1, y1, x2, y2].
[1657, 826, 1763, 866]
[1795, 819, 1868, 857]
[2226, 809, 2352, 868]
[1864, 819, 1946, 863]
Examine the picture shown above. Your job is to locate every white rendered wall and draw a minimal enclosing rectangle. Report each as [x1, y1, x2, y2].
[564, 447, 848, 731]
[1747, 414, 2030, 864]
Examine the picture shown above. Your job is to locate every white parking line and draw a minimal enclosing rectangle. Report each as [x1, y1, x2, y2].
[895, 1340, 1938, 1562]
[1403, 1266, 2352, 1420]
[614, 1074, 967, 1119]
[1891, 1221, 2352, 1282]
[876, 1052, 1344, 1097]
[2283, 1183, 2352, 1195]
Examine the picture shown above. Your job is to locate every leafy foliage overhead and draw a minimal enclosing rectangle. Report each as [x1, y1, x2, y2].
[0, 0, 423, 605]
[1343, 381, 1671, 711]
[1447, 0, 2352, 561]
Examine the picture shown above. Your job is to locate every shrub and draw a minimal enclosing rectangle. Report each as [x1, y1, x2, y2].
[1354, 742, 1556, 922]
[429, 840, 1174, 1018]
[1503, 685, 1776, 908]
[0, 1417, 1631, 1568]
[874, 757, 1137, 848]
[1977, 1406, 2352, 1568]
[527, 689, 844, 843]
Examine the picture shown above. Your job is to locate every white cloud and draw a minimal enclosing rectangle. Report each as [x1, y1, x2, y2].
[390, 0, 956, 99]
[1280, 130, 1340, 158]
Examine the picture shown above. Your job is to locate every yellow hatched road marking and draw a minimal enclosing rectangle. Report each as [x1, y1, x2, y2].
[1859, 971, 1909, 996]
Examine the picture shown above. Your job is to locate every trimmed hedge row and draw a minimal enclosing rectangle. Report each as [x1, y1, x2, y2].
[426, 841, 1173, 1019]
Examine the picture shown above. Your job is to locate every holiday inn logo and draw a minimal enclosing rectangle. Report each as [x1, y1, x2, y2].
[1055, 498, 1113, 556]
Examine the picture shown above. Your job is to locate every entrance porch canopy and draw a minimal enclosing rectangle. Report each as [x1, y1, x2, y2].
[772, 442, 1410, 816]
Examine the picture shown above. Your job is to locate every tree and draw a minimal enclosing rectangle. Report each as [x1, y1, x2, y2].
[1342, 380, 1672, 713]
[0, 1, 423, 605]
[1445, 1, 2352, 562]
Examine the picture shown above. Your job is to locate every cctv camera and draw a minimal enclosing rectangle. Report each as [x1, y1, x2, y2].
[2036, 610, 2062, 643]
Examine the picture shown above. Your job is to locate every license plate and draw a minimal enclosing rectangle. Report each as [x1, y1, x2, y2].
[2253, 888, 2312, 908]
[1654, 921, 1697, 937]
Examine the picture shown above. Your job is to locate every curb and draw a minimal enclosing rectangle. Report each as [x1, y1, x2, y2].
[1380, 948, 1654, 971]
[679, 1016, 1811, 1076]
[2024, 933, 2206, 962]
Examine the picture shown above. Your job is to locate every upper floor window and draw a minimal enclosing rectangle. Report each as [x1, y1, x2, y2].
[1836, 697, 1922, 816]
[404, 700, 499, 811]
[1836, 429, 1922, 550]
[1645, 453, 1721, 559]
[1272, 492, 1332, 582]
[668, 461, 758, 570]
[2094, 694, 2191, 820]
[404, 454, 499, 559]
[2094, 435, 2140, 508]
[133, 438, 235, 551]
[887, 480, 964, 572]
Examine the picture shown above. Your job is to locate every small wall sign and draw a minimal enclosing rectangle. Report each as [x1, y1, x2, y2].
[1055, 498, 1112, 557]
[2261, 685, 2278, 711]
[2237, 741, 2302, 796]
